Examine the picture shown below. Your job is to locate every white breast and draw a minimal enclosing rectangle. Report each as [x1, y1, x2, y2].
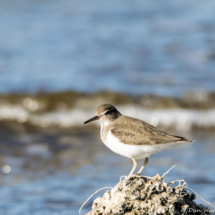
[104, 130, 180, 159]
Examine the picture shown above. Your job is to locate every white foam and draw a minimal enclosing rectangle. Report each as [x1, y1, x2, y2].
[0, 105, 29, 122]
[0, 104, 215, 131]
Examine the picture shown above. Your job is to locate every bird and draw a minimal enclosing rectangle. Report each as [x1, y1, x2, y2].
[84, 104, 193, 178]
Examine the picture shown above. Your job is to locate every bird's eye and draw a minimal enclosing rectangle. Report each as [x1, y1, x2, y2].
[105, 110, 111, 115]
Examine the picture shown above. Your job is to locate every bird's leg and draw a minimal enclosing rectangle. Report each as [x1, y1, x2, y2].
[127, 158, 138, 178]
[137, 157, 149, 175]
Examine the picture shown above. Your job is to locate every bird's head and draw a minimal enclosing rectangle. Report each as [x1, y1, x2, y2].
[84, 104, 121, 125]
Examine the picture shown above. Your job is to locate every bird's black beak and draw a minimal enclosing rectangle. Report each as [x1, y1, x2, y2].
[84, 116, 100, 124]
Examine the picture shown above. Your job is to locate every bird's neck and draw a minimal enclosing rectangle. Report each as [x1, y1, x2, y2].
[100, 118, 111, 128]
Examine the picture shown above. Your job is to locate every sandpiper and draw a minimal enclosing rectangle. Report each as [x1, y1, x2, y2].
[84, 104, 193, 178]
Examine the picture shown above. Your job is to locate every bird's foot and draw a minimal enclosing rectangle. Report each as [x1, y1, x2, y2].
[120, 174, 152, 183]
[134, 173, 152, 180]
[126, 174, 138, 181]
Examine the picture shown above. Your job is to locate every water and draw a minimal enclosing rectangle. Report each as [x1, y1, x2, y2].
[0, 123, 215, 215]
[0, 0, 215, 214]
[0, 0, 215, 96]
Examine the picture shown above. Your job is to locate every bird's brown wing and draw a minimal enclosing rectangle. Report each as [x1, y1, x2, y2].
[111, 116, 193, 146]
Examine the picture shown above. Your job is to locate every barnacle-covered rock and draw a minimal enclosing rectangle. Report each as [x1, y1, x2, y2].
[86, 174, 210, 215]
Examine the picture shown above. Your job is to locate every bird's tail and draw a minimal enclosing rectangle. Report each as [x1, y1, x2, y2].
[172, 135, 195, 143]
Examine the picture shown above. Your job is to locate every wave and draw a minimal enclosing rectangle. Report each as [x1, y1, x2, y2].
[1, 102, 215, 132]
[0, 90, 215, 111]
[0, 91, 215, 131]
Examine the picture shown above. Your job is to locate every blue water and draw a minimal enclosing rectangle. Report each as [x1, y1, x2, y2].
[0, 132, 215, 215]
[1, 0, 215, 96]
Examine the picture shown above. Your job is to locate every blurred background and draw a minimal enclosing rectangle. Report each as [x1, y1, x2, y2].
[0, 0, 215, 214]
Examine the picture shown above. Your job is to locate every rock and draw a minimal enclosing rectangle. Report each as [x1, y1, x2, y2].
[86, 174, 210, 215]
